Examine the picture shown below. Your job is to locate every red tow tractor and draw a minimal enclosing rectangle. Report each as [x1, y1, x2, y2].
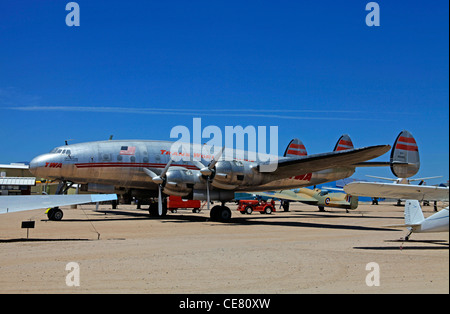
[237, 199, 276, 215]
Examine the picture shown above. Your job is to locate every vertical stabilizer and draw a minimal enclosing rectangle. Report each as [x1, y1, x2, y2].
[405, 200, 425, 226]
[390, 130, 420, 178]
[284, 138, 307, 157]
[333, 134, 354, 151]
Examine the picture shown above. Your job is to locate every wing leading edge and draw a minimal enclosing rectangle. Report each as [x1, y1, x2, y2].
[258, 145, 391, 179]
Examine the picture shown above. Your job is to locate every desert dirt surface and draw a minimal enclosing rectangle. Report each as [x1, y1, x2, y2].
[0, 201, 448, 294]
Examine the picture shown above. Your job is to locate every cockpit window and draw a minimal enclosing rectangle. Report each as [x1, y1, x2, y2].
[49, 147, 72, 154]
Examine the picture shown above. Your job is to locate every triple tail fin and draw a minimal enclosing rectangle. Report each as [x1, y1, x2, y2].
[390, 130, 420, 178]
[333, 134, 354, 151]
[284, 138, 307, 157]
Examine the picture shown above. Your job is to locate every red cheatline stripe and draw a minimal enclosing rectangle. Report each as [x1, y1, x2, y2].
[75, 162, 198, 169]
[398, 136, 416, 144]
[287, 149, 307, 156]
[289, 143, 306, 149]
[338, 140, 353, 147]
[395, 144, 419, 151]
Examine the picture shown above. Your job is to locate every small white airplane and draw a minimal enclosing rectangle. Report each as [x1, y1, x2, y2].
[388, 200, 449, 240]
[0, 194, 118, 220]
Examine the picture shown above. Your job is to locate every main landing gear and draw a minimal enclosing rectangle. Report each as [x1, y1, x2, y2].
[210, 205, 232, 222]
[47, 207, 64, 221]
[148, 200, 168, 217]
[47, 180, 72, 221]
[148, 201, 232, 222]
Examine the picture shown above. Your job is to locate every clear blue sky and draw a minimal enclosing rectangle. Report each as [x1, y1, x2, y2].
[0, 1, 448, 183]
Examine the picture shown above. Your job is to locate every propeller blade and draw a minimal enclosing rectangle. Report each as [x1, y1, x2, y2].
[146, 160, 172, 216]
[160, 159, 173, 178]
[192, 160, 206, 171]
[144, 168, 158, 179]
[158, 184, 162, 216]
[206, 179, 210, 211]
[209, 146, 226, 169]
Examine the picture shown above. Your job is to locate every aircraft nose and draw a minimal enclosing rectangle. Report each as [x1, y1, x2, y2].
[29, 155, 44, 177]
[29, 154, 55, 177]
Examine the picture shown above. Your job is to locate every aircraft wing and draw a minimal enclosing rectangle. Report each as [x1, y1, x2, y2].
[344, 182, 449, 201]
[258, 145, 390, 179]
[252, 190, 318, 203]
[0, 194, 118, 214]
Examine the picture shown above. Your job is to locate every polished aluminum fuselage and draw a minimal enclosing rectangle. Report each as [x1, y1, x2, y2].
[29, 140, 355, 193]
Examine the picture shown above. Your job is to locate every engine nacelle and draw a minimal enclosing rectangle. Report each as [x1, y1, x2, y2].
[192, 189, 235, 202]
[211, 160, 259, 189]
[163, 167, 202, 196]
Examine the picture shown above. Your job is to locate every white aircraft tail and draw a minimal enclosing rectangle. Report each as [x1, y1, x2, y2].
[404, 200, 425, 225]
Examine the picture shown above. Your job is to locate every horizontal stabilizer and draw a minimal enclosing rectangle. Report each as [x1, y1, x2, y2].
[384, 223, 421, 229]
[365, 175, 399, 181]
[0, 194, 118, 214]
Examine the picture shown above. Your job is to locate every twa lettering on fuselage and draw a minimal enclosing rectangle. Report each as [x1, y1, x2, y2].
[291, 173, 312, 182]
[45, 162, 62, 168]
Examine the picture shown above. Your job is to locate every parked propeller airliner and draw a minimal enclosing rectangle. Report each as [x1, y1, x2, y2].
[27, 134, 405, 222]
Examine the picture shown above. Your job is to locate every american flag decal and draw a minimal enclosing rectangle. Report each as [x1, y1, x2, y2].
[119, 146, 136, 155]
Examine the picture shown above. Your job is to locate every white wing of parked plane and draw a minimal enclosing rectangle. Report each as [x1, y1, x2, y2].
[0, 194, 118, 214]
[343, 182, 449, 201]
